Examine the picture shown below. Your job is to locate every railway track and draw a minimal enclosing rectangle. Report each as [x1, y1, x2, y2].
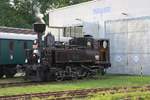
[0, 81, 32, 88]
[0, 85, 150, 100]
[0, 81, 53, 88]
[0, 76, 99, 88]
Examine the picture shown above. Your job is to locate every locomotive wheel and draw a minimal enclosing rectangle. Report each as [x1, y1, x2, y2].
[84, 72, 91, 78]
[5, 69, 16, 78]
[55, 71, 64, 81]
[71, 72, 78, 80]
[5, 67, 17, 78]
[0, 74, 3, 78]
[5, 73, 14, 78]
[101, 68, 106, 75]
[75, 72, 81, 79]
[0, 68, 4, 78]
[43, 70, 50, 81]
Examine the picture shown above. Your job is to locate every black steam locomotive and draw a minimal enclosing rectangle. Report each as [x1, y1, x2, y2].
[24, 23, 111, 81]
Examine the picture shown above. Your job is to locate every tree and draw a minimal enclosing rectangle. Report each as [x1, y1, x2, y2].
[0, 0, 33, 28]
[0, 0, 91, 28]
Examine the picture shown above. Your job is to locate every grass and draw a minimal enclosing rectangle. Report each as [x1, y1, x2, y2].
[86, 91, 150, 100]
[0, 74, 150, 96]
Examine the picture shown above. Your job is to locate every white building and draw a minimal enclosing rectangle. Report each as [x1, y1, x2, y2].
[49, 0, 150, 75]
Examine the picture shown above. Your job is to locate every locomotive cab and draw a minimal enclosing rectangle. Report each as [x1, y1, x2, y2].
[69, 35, 94, 49]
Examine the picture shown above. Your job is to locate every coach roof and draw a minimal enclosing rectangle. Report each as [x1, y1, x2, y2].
[0, 27, 36, 34]
[0, 27, 37, 40]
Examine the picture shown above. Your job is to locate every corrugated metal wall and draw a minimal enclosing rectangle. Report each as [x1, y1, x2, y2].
[105, 17, 150, 75]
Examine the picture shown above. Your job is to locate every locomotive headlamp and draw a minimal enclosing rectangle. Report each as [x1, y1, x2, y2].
[87, 41, 91, 46]
[95, 55, 100, 61]
[33, 54, 36, 57]
[33, 22, 46, 34]
[34, 39, 37, 44]
[38, 59, 41, 63]
[33, 49, 39, 55]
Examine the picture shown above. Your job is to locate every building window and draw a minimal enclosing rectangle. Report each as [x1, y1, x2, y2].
[75, 26, 83, 37]
[9, 41, 14, 51]
[64, 26, 83, 37]
[24, 41, 27, 49]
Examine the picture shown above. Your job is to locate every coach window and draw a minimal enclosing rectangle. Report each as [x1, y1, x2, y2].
[24, 41, 27, 49]
[9, 41, 14, 51]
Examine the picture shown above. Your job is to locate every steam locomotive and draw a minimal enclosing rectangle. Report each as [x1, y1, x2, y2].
[24, 23, 111, 81]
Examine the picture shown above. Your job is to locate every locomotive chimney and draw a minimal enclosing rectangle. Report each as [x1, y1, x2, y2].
[33, 22, 46, 34]
[33, 22, 46, 51]
[33, 5, 46, 61]
[33, 5, 46, 47]
[33, 21, 46, 49]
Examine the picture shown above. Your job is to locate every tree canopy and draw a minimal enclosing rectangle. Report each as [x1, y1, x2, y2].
[0, 0, 91, 29]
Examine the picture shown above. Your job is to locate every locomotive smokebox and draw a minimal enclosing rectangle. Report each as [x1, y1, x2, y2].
[33, 23, 46, 33]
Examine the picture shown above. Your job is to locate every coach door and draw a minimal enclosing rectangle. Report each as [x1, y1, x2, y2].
[0, 40, 1, 64]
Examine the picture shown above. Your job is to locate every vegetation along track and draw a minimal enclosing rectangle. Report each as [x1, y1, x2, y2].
[0, 85, 150, 100]
[0, 81, 52, 88]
